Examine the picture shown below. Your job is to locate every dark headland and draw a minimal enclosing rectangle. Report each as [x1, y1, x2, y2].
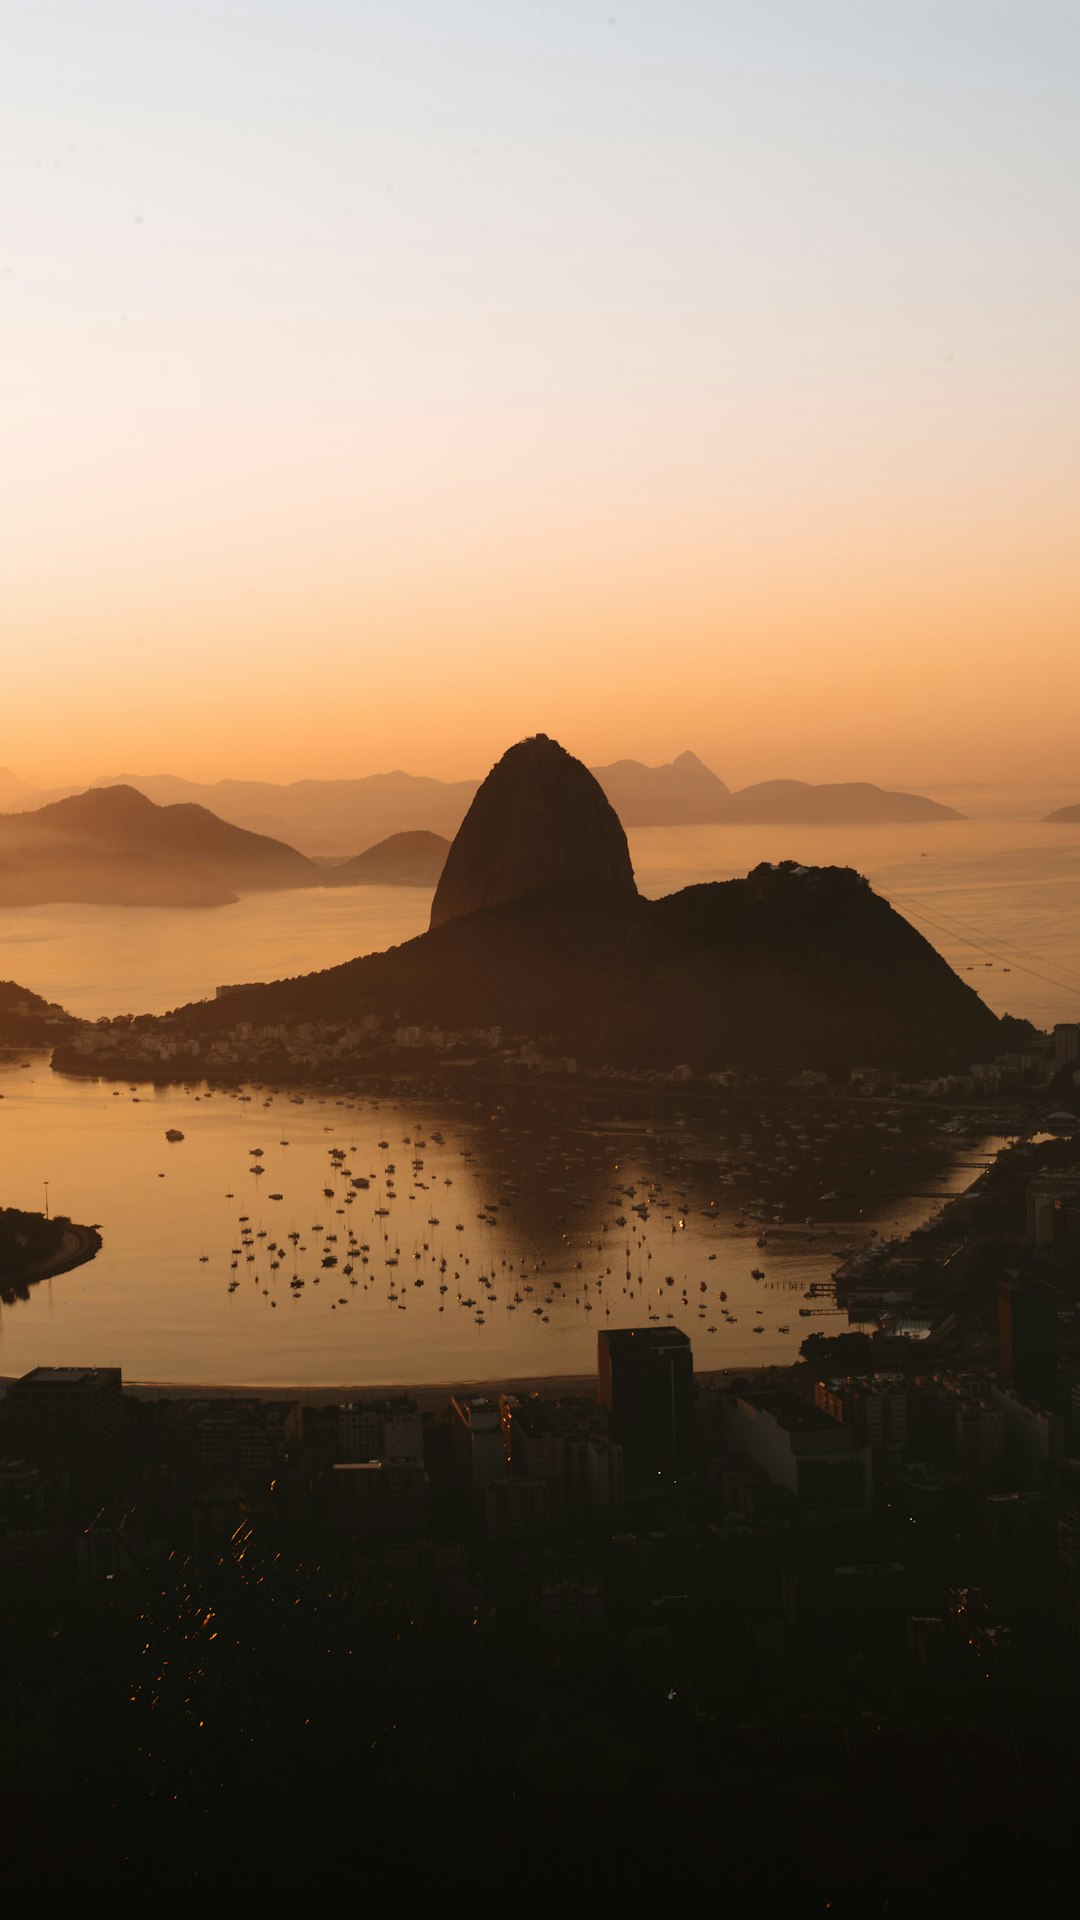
[0, 1206, 101, 1301]
[117, 733, 1017, 1079]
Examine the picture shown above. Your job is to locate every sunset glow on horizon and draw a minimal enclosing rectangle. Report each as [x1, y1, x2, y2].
[4, 1, 1078, 790]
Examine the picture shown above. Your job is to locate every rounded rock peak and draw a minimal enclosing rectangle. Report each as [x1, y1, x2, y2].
[429, 733, 637, 930]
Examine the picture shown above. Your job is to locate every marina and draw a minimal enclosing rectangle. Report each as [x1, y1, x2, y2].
[0, 1051, 1008, 1389]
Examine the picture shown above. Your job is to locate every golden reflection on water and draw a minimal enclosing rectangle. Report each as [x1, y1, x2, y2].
[0, 1055, 1003, 1390]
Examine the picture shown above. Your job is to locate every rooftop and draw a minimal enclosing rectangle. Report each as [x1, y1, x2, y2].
[16, 1366, 122, 1387]
[739, 1389, 842, 1435]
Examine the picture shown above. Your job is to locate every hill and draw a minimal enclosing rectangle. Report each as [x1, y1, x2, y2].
[84, 770, 477, 854]
[158, 737, 1002, 1077]
[9, 759, 962, 847]
[331, 831, 450, 887]
[0, 980, 81, 1043]
[590, 750, 731, 825]
[1044, 803, 1080, 824]
[721, 780, 962, 824]
[0, 786, 318, 907]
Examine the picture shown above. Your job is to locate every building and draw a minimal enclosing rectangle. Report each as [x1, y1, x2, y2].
[500, 1394, 625, 1513]
[721, 1388, 872, 1524]
[1058, 1503, 1080, 1646]
[954, 1395, 1005, 1479]
[6, 1366, 124, 1474]
[195, 1400, 301, 1493]
[78, 1507, 147, 1601]
[814, 1374, 908, 1456]
[332, 1460, 427, 1541]
[450, 1396, 506, 1502]
[539, 1580, 604, 1640]
[782, 1562, 907, 1647]
[998, 1279, 1058, 1403]
[1026, 1176, 1080, 1252]
[597, 1327, 694, 1483]
[1053, 1024, 1080, 1066]
[981, 1491, 1054, 1563]
[484, 1476, 562, 1542]
[338, 1398, 423, 1465]
[0, 1463, 65, 1610]
[987, 1383, 1065, 1488]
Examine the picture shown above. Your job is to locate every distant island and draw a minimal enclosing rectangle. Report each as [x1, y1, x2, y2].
[0, 788, 448, 909]
[60, 735, 1015, 1081]
[1044, 802, 1080, 824]
[329, 830, 451, 887]
[6, 754, 962, 858]
[589, 753, 962, 828]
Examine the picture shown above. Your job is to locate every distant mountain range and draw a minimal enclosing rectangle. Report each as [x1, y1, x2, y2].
[4, 753, 962, 853]
[0, 788, 448, 908]
[149, 735, 1008, 1076]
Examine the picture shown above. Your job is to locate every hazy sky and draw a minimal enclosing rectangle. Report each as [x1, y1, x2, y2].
[4, 2, 1078, 788]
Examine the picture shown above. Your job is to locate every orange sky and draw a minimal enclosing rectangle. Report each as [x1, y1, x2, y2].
[5, 3, 1078, 792]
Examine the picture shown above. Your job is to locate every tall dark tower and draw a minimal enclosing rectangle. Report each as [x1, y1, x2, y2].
[998, 1280, 1058, 1405]
[6, 1366, 124, 1475]
[597, 1327, 693, 1483]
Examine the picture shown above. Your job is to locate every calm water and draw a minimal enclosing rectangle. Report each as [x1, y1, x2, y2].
[0, 1054, 1005, 1389]
[0, 818, 1071, 1389]
[1, 819, 1078, 1026]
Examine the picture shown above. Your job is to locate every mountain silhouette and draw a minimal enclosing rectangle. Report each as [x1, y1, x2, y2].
[332, 831, 450, 887]
[722, 780, 961, 824]
[430, 735, 637, 930]
[589, 750, 731, 825]
[7, 757, 962, 847]
[158, 737, 1006, 1076]
[0, 785, 317, 906]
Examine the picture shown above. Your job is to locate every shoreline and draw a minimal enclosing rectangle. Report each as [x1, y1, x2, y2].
[0, 1364, 760, 1411]
[0, 1219, 102, 1301]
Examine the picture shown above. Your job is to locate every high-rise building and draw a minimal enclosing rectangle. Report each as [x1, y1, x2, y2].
[450, 1395, 506, 1502]
[1026, 1177, 1080, 1251]
[954, 1396, 1005, 1479]
[998, 1279, 1058, 1403]
[6, 1366, 124, 1474]
[500, 1393, 625, 1513]
[484, 1477, 562, 1542]
[722, 1387, 873, 1524]
[337, 1397, 423, 1465]
[196, 1400, 301, 1493]
[597, 1327, 693, 1483]
[1052, 1024, 1080, 1065]
[332, 1459, 427, 1540]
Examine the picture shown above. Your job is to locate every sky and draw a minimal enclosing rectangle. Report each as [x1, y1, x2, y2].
[3, 1, 1078, 790]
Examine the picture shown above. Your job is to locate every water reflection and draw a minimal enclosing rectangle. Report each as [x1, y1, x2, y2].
[0, 1054, 1006, 1390]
